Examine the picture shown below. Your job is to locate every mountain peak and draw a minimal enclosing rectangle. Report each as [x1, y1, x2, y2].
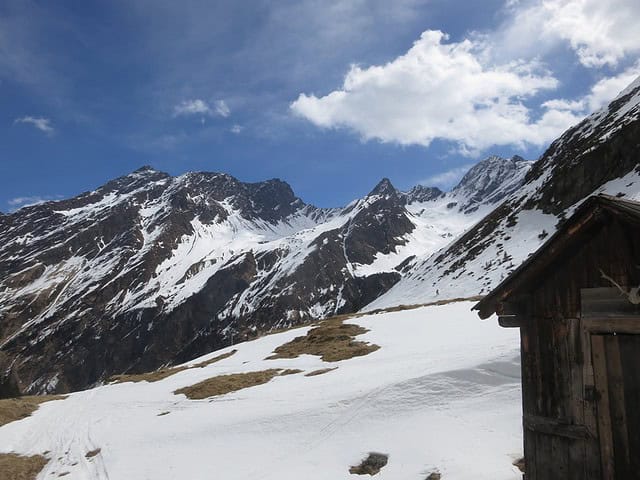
[369, 178, 397, 197]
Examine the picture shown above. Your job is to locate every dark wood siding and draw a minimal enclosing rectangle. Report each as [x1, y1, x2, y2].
[514, 217, 640, 479]
[592, 334, 640, 479]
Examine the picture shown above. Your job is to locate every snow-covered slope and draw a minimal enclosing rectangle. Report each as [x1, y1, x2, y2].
[0, 302, 523, 480]
[0, 157, 529, 396]
[367, 75, 640, 310]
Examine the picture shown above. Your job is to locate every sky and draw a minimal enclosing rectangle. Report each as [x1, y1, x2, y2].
[1, 0, 639, 210]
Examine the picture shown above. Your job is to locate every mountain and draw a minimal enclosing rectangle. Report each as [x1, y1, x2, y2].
[0, 156, 528, 396]
[368, 75, 640, 310]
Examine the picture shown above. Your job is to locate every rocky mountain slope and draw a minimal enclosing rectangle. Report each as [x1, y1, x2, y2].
[0, 156, 529, 396]
[367, 75, 640, 310]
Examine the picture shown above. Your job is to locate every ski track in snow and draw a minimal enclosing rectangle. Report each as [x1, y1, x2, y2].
[0, 302, 523, 480]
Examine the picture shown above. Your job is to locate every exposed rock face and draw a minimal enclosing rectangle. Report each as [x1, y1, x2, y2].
[0, 154, 531, 396]
[368, 75, 640, 310]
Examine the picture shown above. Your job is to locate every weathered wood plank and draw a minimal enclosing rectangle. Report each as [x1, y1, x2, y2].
[498, 315, 522, 327]
[523, 414, 592, 440]
[605, 336, 631, 478]
[581, 287, 640, 318]
[619, 335, 640, 478]
[567, 318, 586, 480]
[591, 335, 615, 479]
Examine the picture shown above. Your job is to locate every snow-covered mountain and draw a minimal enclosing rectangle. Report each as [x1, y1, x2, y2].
[0, 156, 529, 396]
[4, 73, 638, 397]
[368, 75, 640, 310]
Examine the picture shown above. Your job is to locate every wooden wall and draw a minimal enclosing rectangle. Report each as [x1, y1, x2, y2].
[515, 217, 640, 479]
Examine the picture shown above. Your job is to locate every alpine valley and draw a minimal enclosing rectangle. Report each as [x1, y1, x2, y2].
[1, 75, 640, 401]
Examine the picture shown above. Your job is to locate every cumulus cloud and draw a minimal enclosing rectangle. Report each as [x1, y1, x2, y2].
[542, 63, 640, 117]
[291, 30, 570, 153]
[540, 0, 640, 67]
[230, 124, 243, 134]
[14, 116, 54, 135]
[173, 98, 230, 118]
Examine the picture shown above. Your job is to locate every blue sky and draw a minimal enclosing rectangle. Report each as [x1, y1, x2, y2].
[2, 0, 639, 210]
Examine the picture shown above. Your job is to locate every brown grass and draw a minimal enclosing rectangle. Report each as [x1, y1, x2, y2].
[174, 369, 281, 400]
[267, 318, 380, 362]
[278, 369, 303, 376]
[0, 453, 48, 480]
[349, 452, 388, 475]
[110, 349, 237, 384]
[305, 367, 338, 377]
[364, 295, 484, 316]
[85, 448, 101, 459]
[0, 395, 66, 428]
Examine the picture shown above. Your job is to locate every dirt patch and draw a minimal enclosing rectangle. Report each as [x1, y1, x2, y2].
[0, 453, 49, 480]
[513, 457, 525, 473]
[349, 452, 388, 475]
[174, 369, 281, 400]
[267, 318, 380, 362]
[305, 367, 338, 377]
[366, 296, 484, 315]
[0, 395, 66, 428]
[110, 349, 237, 384]
[425, 472, 441, 480]
[278, 369, 303, 376]
[85, 448, 101, 459]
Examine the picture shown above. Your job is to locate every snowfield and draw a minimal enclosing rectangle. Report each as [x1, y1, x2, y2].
[0, 302, 523, 480]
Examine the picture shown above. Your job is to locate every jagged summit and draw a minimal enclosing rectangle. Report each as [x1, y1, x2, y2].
[452, 155, 533, 212]
[404, 185, 443, 203]
[369, 177, 398, 197]
[0, 156, 528, 396]
[368, 74, 640, 311]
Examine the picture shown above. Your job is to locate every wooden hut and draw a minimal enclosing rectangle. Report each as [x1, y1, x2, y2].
[474, 194, 640, 480]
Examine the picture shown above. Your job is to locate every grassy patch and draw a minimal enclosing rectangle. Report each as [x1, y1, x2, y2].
[0, 453, 48, 480]
[110, 349, 237, 384]
[85, 449, 101, 459]
[349, 452, 388, 475]
[0, 395, 66, 428]
[304, 367, 338, 377]
[267, 318, 380, 362]
[365, 295, 484, 316]
[174, 369, 281, 400]
[278, 369, 303, 376]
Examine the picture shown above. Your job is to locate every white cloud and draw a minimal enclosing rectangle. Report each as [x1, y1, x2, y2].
[291, 30, 569, 153]
[421, 164, 475, 189]
[495, 0, 640, 68]
[215, 100, 230, 118]
[7, 195, 60, 210]
[14, 116, 54, 135]
[541, 63, 640, 117]
[230, 124, 243, 134]
[540, 0, 640, 68]
[173, 98, 231, 118]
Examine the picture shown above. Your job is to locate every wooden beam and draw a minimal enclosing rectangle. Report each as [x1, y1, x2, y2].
[591, 335, 615, 479]
[498, 315, 522, 328]
[523, 414, 593, 440]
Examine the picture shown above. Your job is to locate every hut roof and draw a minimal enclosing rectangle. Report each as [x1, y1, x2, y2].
[474, 194, 640, 319]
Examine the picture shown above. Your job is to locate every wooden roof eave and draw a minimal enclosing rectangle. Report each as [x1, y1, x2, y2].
[473, 195, 625, 319]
